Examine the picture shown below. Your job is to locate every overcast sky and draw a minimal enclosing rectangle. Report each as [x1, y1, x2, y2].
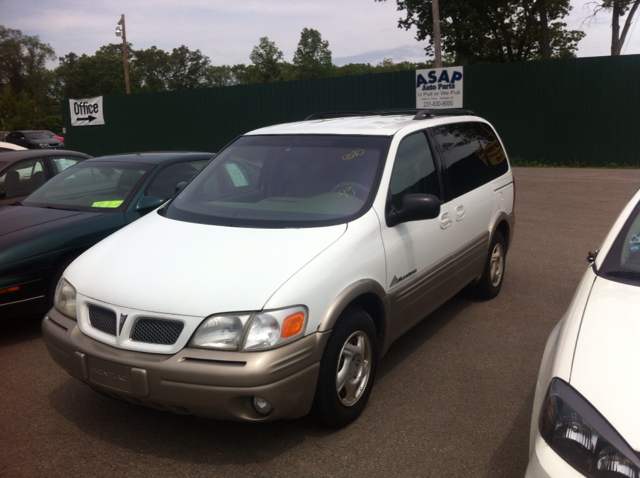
[1, 0, 639, 68]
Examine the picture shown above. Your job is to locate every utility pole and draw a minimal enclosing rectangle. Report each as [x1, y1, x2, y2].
[116, 14, 131, 94]
[432, 0, 442, 68]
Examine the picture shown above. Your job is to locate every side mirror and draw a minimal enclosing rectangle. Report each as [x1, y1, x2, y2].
[175, 181, 188, 194]
[135, 195, 165, 212]
[386, 194, 440, 227]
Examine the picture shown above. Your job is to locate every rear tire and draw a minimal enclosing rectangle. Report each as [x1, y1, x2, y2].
[469, 231, 506, 300]
[311, 307, 378, 428]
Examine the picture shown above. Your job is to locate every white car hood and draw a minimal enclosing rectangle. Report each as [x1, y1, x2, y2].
[571, 275, 640, 449]
[66, 211, 347, 317]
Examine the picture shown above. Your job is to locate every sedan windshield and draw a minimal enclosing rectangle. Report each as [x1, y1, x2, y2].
[599, 201, 640, 284]
[23, 161, 153, 211]
[165, 135, 390, 228]
[24, 132, 50, 140]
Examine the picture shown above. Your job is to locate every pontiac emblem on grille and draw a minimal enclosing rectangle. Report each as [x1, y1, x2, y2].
[118, 314, 128, 335]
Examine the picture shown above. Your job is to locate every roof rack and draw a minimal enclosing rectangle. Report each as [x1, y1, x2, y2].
[304, 108, 475, 121]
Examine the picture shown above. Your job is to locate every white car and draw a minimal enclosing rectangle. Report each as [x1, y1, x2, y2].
[0, 141, 27, 151]
[526, 187, 640, 477]
[42, 109, 515, 427]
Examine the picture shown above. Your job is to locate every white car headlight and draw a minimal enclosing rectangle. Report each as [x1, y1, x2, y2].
[189, 306, 307, 351]
[539, 378, 640, 477]
[54, 278, 77, 320]
[189, 314, 251, 350]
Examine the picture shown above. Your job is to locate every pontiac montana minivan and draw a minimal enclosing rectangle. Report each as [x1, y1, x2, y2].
[42, 109, 515, 427]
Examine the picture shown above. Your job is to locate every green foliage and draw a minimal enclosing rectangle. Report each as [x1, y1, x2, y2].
[167, 46, 212, 90]
[0, 26, 60, 129]
[293, 28, 332, 80]
[250, 37, 286, 82]
[377, 0, 584, 64]
[332, 58, 436, 77]
[43, 114, 62, 132]
[130, 46, 170, 92]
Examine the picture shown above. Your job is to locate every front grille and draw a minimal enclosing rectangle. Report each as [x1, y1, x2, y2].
[130, 318, 184, 345]
[88, 305, 117, 336]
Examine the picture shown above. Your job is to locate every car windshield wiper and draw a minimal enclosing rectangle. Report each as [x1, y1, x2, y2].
[43, 205, 82, 212]
[605, 270, 640, 281]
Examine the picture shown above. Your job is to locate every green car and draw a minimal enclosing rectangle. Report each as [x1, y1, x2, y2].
[0, 151, 214, 320]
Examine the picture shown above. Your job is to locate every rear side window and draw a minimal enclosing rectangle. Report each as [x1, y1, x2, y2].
[433, 122, 508, 199]
[50, 156, 85, 174]
[0, 157, 46, 199]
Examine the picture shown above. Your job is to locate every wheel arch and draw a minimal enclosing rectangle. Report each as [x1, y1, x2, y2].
[316, 279, 391, 357]
[490, 212, 514, 252]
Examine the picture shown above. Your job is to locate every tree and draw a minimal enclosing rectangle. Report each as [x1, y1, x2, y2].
[250, 37, 285, 82]
[0, 26, 55, 97]
[292, 28, 333, 80]
[0, 26, 59, 129]
[588, 0, 640, 55]
[167, 45, 213, 90]
[53, 44, 128, 99]
[131, 46, 171, 92]
[376, 0, 584, 64]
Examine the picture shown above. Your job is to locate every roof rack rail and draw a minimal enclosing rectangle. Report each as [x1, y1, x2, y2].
[304, 108, 475, 121]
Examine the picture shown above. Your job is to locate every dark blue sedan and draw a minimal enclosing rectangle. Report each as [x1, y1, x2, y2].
[0, 151, 214, 320]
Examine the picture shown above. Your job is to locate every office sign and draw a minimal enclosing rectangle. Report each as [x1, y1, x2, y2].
[70, 97, 105, 126]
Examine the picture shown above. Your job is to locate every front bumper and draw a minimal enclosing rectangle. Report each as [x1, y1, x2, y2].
[42, 307, 330, 421]
[525, 434, 585, 478]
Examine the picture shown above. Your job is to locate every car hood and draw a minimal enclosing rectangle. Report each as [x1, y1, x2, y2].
[570, 275, 640, 449]
[66, 210, 348, 317]
[0, 205, 93, 238]
[0, 205, 120, 268]
[27, 138, 61, 147]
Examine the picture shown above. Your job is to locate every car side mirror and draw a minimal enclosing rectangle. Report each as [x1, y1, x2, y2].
[386, 194, 441, 227]
[175, 181, 188, 194]
[135, 195, 166, 212]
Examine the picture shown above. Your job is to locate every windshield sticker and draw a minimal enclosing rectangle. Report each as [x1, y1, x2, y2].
[629, 244, 640, 253]
[342, 149, 365, 161]
[339, 186, 356, 198]
[92, 200, 123, 208]
[631, 234, 640, 243]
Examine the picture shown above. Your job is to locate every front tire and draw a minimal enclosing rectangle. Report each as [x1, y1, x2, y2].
[311, 307, 378, 428]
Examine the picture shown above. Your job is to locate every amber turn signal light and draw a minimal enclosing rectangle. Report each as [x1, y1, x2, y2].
[281, 312, 305, 338]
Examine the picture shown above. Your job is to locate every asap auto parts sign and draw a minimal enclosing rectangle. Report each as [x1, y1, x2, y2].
[70, 96, 105, 126]
[416, 67, 463, 109]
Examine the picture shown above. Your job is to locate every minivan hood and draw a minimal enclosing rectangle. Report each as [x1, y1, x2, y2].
[570, 276, 640, 450]
[66, 210, 348, 317]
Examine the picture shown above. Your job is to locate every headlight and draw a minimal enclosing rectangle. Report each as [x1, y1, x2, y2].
[54, 278, 77, 320]
[539, 378, 640, 477]
[189, 314, 251, 350]
[189, 306, 307, 351]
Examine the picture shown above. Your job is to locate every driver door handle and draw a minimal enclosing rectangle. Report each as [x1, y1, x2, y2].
[440, 212, 451, 229]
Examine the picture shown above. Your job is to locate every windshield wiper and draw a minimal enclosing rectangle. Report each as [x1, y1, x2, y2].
[605, 270, 640, 281]
[43, 205, 82, 212]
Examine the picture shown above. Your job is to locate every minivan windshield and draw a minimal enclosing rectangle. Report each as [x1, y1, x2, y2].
[165, 135, 390, 228]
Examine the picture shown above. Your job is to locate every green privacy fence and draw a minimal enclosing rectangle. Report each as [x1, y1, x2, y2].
[61, 54, 640, 167]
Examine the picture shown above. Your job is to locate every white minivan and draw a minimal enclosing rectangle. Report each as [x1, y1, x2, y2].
[43, 110, 515, 427]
